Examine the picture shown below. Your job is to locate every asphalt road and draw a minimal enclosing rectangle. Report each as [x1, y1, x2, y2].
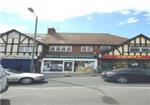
[1, 76, 150, 105]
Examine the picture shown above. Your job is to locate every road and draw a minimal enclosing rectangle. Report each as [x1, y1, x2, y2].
[1, 76, 150, 105]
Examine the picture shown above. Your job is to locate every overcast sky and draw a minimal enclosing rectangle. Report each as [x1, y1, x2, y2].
[0, 0, 150, 38]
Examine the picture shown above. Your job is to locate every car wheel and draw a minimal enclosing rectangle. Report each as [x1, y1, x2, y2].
[116, 77, 128, 83]
[20, 78, 34, 84]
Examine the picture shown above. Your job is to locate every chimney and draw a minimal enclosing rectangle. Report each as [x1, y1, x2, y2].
[48, 28, 56, 35]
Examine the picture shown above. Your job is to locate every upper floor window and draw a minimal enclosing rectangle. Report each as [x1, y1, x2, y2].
[101, 45, 111, 51]
[129, 47, 150, 52]
[81, 46, 93, 52]
[0, 44, 5, 52]
[141, 47, 150, 52]
[19, 46, 33, 52]
[49, 45, 72, 52]
[129, 47, 140, 52]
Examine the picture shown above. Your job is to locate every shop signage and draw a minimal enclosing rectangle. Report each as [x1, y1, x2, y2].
[45, 55, 94, 58]
[0, 55, 37, 59]
[102, 55, 150, 59]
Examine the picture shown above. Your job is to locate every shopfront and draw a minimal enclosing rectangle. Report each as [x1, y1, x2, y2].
[101, 34, 150, 71]
[41, 58, 97, 73]
[101, 55, 150, 71]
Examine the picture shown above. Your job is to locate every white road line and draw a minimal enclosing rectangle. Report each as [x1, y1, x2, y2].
[9, 86, 83, 90]
[102, 86, 150, 90]
[9, 85, 150, 90]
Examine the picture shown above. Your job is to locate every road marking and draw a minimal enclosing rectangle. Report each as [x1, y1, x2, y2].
[9, 86, 84, 90]
[9, 85, 150, 90]
[101, 86, 150, 90]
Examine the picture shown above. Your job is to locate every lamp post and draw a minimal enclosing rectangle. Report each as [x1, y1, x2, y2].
[28, 7, 38, 73]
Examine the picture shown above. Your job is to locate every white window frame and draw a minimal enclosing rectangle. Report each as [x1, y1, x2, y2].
[19, 46, 33, 52]
[49, 46, 56, 52]
[129, 47, 140, 52]
[66, 46, 72, 52]
[81, 46, 93, 52]
[101, 45, 111, 51]
[129, 46, 150, 52]
[49, 45, 72, 52]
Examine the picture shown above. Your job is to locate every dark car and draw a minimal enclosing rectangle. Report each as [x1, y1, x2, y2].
[101, 68, 150, 83]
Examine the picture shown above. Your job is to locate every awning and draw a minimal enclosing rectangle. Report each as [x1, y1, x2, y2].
[102, 55, 150, 60]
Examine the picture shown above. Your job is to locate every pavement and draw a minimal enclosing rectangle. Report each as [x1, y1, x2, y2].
[44, 72, 101, 78]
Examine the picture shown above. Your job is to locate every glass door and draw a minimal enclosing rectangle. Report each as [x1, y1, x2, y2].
[63, 61, 74, 72]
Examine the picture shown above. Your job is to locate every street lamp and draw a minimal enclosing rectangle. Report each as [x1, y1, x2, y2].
[28, 7, 38, 73]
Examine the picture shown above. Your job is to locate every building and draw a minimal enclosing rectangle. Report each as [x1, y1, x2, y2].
[2, 28, 149, 73]
[101, 34, 150, 71]
[0, 29, 43, 72]
[40, 28, 127, 73]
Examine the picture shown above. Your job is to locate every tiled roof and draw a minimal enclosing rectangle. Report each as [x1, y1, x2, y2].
[42, 32, 128, 45]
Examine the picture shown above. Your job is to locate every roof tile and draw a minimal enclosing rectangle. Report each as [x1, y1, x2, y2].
[42, 32, 128, 45]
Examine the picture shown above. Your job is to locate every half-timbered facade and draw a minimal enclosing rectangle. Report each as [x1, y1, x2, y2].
[101, 34, 150, 71]
[41, 28, 127, 73]
[0, 29, 43, 72]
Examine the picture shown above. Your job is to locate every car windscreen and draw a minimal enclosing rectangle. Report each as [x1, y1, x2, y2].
[6, 69, 21, 74]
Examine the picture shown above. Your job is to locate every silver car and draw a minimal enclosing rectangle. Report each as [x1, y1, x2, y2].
[0, 65, 9, 93]
[5, 69, 45, 84]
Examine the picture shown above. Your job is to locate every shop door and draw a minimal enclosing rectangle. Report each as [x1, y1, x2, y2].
[64, 61, 74, 72]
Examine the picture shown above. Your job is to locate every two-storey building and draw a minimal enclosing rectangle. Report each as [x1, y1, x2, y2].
[2, 28, 149, 74]
[40, 28, 127, 73]
[101, 34, 150, 71]
[0, 29, 43, 72]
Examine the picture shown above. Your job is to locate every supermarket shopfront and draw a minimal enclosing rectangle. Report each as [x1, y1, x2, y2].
[41, 58, 97, 73]
[101, 55, 150, 71]
[101, 34, 150, 71]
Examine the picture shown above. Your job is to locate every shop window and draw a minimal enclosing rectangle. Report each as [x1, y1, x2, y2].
[102, 60, 113, 71]
[144, 61, 150, 68]
[43, 61, 63, 72]
[64, 62, 73, 72]
[113, 60, 128, 69]
[128, 60, 144, 68]
[74, 61, 94, 73]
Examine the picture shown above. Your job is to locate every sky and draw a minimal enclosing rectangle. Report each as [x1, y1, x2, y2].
[0, 0, 150, 38]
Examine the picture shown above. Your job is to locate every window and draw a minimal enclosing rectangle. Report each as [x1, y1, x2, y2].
[50, 46, 55, 52]
[0, 44, 5, 52]
[144, 61, 150, 68]
[141, 47, 150, 52]
[129, 47, 140, 52]
[56, 46, 61, 51]
[49, 45, 72, 52]
[101, 46, 111, 51]
[43, 61, 63, 72]
[66, 46, 72, 52]
[81, 46, 93, 52]
[19, 46, 33, 52]
[129, 47, 150, 52]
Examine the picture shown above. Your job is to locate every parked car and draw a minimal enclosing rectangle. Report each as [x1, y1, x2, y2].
[101, 68, 150, 83]
[0, 65, 9, 93]
[5, 69, 45, 84]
